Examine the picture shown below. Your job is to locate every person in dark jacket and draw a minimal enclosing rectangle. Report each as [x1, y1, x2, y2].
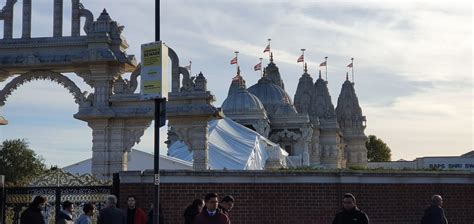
[332, 193, 369, 224]
[421, 195, 448, 224]
[193, 193, 230, 224]
[56, 200, 75, 224]
[97, 195, 126, 224]
[183, 199, 204, 224]
[125, 196, 147, 224]
[217, 195, 234, 217]
[20, 195, 47, 224]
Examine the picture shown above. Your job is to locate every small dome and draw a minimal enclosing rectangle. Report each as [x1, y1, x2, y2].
[222, 88, 266, 114]
[248, 77, 293, 115]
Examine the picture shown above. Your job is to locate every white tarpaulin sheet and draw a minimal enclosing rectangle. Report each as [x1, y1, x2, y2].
[168, 118, 287, 170]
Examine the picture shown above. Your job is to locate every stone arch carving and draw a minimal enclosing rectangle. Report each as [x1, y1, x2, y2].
[79, 6, 94, 34]
[113, 64, 141, 94]
[169, 47, 192, 92]
[0, 70, 87, 106]
[270, 129, 301, 142]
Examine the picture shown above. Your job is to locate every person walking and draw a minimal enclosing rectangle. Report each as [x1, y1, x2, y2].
[421, 195, 448, 224]
[97, 195, 126, 224]
[183, 199, 204, 224]
[332, 193, 369, 224]
[56, 201, 75, 224]
[193, 193, 230, 224]
[218, 195, 234, 218]
[75, 203, 95, 224]
[125, 195, 148, 224]
[20, 195, 47, 224]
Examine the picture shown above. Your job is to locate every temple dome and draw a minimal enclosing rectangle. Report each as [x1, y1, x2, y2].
[248, 77, 293, 116]
[222, 88, 266, 114]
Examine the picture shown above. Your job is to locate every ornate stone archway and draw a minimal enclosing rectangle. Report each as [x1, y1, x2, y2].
[0, 0, 222, 176]
[0, 70, 88, 107]
[0, 0, 155, 179]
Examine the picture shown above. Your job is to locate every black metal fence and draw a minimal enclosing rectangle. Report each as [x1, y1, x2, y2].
[1, 186, 111, 224]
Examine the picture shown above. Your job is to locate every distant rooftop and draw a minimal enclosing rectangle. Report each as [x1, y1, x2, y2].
[461, 151, 474, 158]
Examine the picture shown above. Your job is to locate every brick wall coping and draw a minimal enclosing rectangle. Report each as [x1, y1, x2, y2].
[119, 170, 474, 184]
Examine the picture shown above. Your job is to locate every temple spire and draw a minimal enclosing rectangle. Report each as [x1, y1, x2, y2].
[304, 62, 308, 74]
[319, 70, 322, 79]
[270, 52, 274, 63]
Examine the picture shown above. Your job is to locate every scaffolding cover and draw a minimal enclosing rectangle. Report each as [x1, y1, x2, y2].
[168, 118, 287, 170]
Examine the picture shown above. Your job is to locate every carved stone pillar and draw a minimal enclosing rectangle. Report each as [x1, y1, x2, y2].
[167, 78, 221, 170]
[170, 120, 210, 170]
[1, 0, 15, 39]
[89, 120, 111, 179]
[89, 66, 114, 107]
[53, 0, 63, 37]
[71, 0, 80, 36]
[301, 125, 313, 166]
[93, 80, 112, 107]
[21, 0, 32, 38]
[168, 115, 215, 171]
[185, 121, 210, 170]
[344, 135, 368, 167]
[88, 118, 151, 179]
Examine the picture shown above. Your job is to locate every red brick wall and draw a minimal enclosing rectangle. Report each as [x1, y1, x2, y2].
[119, 183, 474, 224]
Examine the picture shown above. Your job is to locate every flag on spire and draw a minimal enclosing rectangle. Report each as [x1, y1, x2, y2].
[254, 62, 262, 71]
[263, 44, 270, 53]
[347, 62, 353, 68]
[297, 54, 304, 63]
[230, 56, 238, 65]
[319, 61, 327, 67]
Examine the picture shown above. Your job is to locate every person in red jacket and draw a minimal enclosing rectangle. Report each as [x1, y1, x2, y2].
[193, 193, 230, 224]
[125, 195, 148, 224]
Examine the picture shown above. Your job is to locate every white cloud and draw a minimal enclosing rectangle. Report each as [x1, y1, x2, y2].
[364, 81, 473, 159]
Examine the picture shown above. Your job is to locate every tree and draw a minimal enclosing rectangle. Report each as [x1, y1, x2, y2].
[0, 139, 46, 186]
[366, 135, 392, 162]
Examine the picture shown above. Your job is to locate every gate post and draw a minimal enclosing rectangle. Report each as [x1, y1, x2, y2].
[55, 188, 61, 221]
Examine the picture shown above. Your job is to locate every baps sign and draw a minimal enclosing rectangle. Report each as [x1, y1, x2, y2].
[140, 41, 169, 100]
[423, 157, 474, 171]
[428, 163, 474, 170]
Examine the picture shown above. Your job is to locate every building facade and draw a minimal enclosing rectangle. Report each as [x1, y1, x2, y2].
[222, 55, 368, 168]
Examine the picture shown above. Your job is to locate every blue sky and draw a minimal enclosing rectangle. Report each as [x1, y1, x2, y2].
[0, 0, 472, 167]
